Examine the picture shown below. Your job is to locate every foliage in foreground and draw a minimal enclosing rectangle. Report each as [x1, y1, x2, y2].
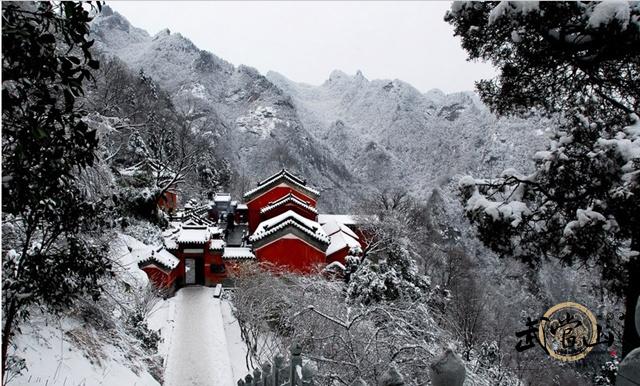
[231, 266, 522, 386]
[2, 1, 112, 377]
[446, 0, 640, 355]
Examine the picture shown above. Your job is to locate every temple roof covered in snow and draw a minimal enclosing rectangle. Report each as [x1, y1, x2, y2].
[209, 239, 226, 251]
[326, 231, 361, 256]
[177, 225, 210, 244]
[318, 214, 358, 225]
[260, 192, 318, 215]
[243, 169, 319, 201]
[321, 220, 358, 239]
[320, 217, 362, 257]
[135, 246, 180, 271]
[250, 210, 329, 245]
[214, 193, 232, 203]
[223, 247, 255, 260]
[164, 236, 179, 250]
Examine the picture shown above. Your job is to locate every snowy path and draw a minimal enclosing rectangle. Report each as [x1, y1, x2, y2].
[163, 287, 235, 386]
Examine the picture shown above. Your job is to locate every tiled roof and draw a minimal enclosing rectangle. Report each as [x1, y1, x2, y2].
[260, 193, 318, 215]
[164, 236, 178, 250]
[136, 246, 179, 270]
[321, 220, 358, 239]
[181, 213, 215, 227]
[209, 226, 223, 236]
[177, 225, 210, 244]
[223, 247, 255, 260]
[210, 239, 226, 250]
[214, 193, 232, 202]
[258, 168, 306, 186]
[326, 231, 361, 256]
[318, 214, 358, 225]
[243, 169, 319, 200]
[250, 210, 329, 244]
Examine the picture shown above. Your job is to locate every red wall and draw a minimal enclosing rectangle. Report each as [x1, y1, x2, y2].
[142, 265, 178, 288]
[254, 237, 326, 273]
[142, 243, 230, 288]
[326, 246, 349, 266]
[204, 249, 226, 285]
[173, 241, 229, 286]
[158, 191, 178, 212]
[247, 186, 317, 232]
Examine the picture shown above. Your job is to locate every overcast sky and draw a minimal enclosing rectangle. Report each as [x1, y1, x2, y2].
[109, 1, 496, 94]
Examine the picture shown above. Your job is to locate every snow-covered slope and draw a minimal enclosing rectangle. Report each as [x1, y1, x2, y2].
[8, 234, 162, 386]
[9, 316, 161, 386]
[9, 234, 252, 386]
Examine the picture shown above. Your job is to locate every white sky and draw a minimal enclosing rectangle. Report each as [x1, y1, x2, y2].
[108, 1, 496, 94]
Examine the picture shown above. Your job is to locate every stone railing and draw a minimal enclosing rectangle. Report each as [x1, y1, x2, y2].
[237, 343, 467, 386]
[237, 342, 312, 386]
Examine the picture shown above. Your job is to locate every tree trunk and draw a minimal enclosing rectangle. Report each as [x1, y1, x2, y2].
[2, 299, 17, 380]
[622, 235, 640, 357]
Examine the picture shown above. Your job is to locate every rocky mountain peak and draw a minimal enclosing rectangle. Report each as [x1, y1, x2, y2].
[153, 28, 171, 40]
[324, 69, 368, 87]
[425, 88, 447, 104]
[326, 69, 349, 82]
[91, 7, 150, 49]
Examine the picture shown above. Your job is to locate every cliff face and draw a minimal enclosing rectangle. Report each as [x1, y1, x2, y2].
[267, 70, 549, 198]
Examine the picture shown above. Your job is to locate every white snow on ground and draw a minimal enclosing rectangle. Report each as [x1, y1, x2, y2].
[161, 286, 247, 386]
[10, 231, 249, 386]
[146, 295, 177, 369]
[221, 299, 253, 381]
[148, 288, 250, 385]
[9, 316, 160, 386]
[114, 233, 152, 286]
[7, 234, 161, 386]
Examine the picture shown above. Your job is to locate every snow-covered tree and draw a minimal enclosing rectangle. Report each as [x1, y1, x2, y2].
[446, 1, 640, 355]
[1, 1, 112, 376]
[347, 237, 430, 305]
[348, 189, 432, 304]
[85, 57, 232, 213]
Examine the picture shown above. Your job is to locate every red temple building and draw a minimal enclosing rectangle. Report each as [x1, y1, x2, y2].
[250, 210, 330, 272]
[136, 246, 181, 288]
[137, 169, 364, 289]
[321, 218, 362, 264]
[157, 189, 178, 213]
[244, 169, 319, 233]
[246, 169, 364, 271]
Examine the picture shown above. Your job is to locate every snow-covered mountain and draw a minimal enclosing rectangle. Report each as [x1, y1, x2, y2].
[91, 7, 361, 212]
[267, 70, 550, 197]
[91, 6, 548, 208]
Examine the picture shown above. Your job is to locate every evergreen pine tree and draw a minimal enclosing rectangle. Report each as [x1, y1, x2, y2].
[446, 1, 640, 355]
[2, 1, 111, 375]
